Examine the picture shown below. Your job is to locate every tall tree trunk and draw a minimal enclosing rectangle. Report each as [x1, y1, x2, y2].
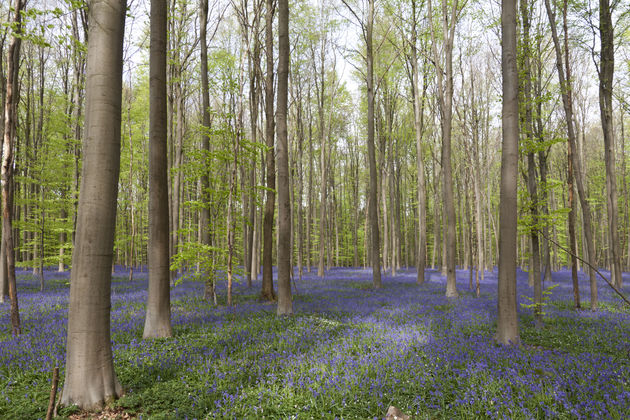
[306, 99, 313, 273]
[315, 24, 328, 278]
[296, 91, 305, 280]
[2, 0, 25, 336]
[61, 0, 126, 407]
[428, 0, 458, 297]
[366, 0, 381, 288]
[199, 0, 212, 286]
[125, 78, 135, 279]
[261, 0, 276, 301]
[143, 0, 172, 339]
[520, 0, 542, 324]
[470, 73, 484, 292]
[496, 0, 521, 346]
[247, 4, 262, 286]
[0, 22, 8, 293]
[411, 9, 427, 284]
[276, 0, 292, 315]
[568, 150, 581, 309]
[544, 0, 597, 309]
[598, 0, 622, 289]
[71, 9, 86, 250]
[0, 238, 7, 302]
[172, 82, 184, 281]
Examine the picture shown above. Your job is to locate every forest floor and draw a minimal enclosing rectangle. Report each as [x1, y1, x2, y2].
[1, 266, 629, 419]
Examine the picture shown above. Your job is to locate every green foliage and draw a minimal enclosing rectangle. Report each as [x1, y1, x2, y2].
[520, 283, 559, 316]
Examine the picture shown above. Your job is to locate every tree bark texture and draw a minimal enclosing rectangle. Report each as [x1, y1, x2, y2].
[276, 0, 292, 315]
[496, 0, 521, 346]
[144, 0, 172, 339]
[598, 0, 622, 289]
[199, 0, 212, 276]
[519, 0, 542, 324]
[261, 0, 276, 301]
[2, 0, 25, 336]
[544, 0, 597, 310]
[61, 0, 126, 408]
[366, 0, 382, 288]
[428, 0, 458, 297]
[411, 0, 426, 284]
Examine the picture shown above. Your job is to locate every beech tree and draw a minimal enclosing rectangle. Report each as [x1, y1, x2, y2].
[1, 0, 25, 336]
[545, 0, 598, 310]
[496, 0, 520, 346]
[199, 0, 212, 294]
[61, 0, 126, 408]
[598, 0, 622, 289]
[341, 0, 382, 288]
[261, 0, 276, 301]
[427, 0, 461, 298]
[276, 0, 292, 315]
[144, 0, 172, 339]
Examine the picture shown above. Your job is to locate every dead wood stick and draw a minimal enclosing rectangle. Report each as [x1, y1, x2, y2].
[45, 367, 59, 420]
[542, 232, 630, 307]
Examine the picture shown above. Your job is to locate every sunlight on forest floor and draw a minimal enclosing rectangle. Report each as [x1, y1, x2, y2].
[1, 266, 629, 419]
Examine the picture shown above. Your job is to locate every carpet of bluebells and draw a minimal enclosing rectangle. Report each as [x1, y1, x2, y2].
[0, 265, 629, 419]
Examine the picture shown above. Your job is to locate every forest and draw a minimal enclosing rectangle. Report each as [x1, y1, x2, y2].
[1, 0, 629, 418]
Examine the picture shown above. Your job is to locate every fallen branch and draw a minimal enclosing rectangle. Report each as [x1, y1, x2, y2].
[542, 232, 630, 307]
[45, 366, 59, 420]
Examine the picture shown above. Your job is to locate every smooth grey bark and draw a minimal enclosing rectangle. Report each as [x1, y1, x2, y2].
[246, 0, 262, 285]
[226, 66, 243, 307]
[70, 8, 87, 249]
[428, 0, 458, 297]
[199, 0, 212, 286]
[261, 0, 276, 301]
[2, 0, 25, 336]
[520, 0, 542, 324]
[496, 0, 521, 346]
[341, 0, 381, 285]
[234, 0, 260, 288]
[544, 0, 597, 310]
[306, 91, 313, 273]
[61, 0, 126, 408]
[568, 141, 581, 309]
[276, 0, 292, 315]
[125, 98, 134, 279]
[470, 73, 484, 294]
[410, 0, 427, 284]
[534, 77, 553, 283]
[315, 25, 327, 278]
[366, 0, 381, 288]
[598, 0, 622, 289]
[144, 0, 172, 339]
[294, 83, 305, 279]
[0, 238, 7, 302]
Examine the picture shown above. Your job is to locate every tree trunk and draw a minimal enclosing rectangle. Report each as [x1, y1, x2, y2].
[366, 0, 381, 288]
[428, 0, 458, 297]
[71, 9, 86, 250]
[261, 0, 276, 301]
[2, 0, 25, 337]
[276, 0, 292, 315]
[144, 0, 172, 339]
[598, 0, 622, 289]
[0, 238, 7, 302]
[411, 16, 427, 283]
[568, 155, 581, 309]
[520, 0, 542, 324]
[306, 98, 313, 272]
[199, 0, 212, 283]
[495, 0, 521, 346]
[61, 0, 126, 408]
[544, 0, 597, 309]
